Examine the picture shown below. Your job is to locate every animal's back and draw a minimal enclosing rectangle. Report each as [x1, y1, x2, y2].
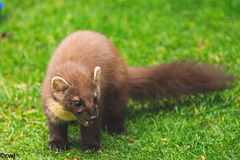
[49, 31, 121, 69]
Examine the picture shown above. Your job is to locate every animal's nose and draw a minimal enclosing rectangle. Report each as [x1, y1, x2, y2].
[90, 116, 98, 121]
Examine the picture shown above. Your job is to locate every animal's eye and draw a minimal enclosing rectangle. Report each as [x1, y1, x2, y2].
[94, 97, 98, 104]
[74, 101, 82, 108]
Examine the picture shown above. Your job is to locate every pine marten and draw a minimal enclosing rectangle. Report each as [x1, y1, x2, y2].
[41, 31, 235, 152]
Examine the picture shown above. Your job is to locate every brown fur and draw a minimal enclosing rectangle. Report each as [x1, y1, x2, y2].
[41, 31, 235, 152]
[128, 62, 235, 100]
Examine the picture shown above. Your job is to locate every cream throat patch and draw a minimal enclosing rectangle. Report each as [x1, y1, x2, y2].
[46, 99, 77, 121]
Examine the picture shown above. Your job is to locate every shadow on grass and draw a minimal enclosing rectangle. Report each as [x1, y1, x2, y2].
[126, 92, 235, 121]
[68, 139, 81, 150]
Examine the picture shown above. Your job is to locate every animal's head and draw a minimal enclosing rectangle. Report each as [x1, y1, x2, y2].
[50, 66, 101, 126]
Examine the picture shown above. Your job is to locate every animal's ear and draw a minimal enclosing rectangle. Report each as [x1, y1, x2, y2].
[51, 76, 70, 93]
[93, 66, 101, 99]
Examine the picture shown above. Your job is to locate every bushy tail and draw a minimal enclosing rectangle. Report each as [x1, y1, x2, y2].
[127, 62, 236, 101]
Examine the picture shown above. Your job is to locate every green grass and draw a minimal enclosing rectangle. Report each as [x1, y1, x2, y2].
[0, 0, 239, 159]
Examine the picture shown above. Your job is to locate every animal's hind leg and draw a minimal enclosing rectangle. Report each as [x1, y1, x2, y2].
[105, 92, 128, 135]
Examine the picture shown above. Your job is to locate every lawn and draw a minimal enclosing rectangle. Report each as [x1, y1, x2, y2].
[0, 0, 239, 159]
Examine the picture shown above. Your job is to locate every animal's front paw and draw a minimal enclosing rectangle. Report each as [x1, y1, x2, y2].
[80, 144, 100, 152]
[48, 140, 68, 152]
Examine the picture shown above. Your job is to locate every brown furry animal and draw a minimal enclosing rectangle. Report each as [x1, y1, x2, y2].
[41, 31, 235, 152]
